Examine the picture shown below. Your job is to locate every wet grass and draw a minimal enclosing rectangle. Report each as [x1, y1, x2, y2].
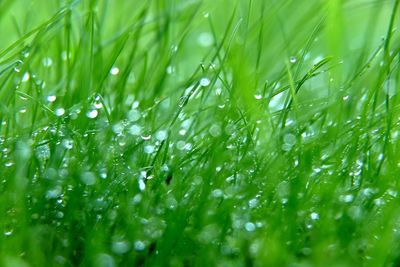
[1, 0, 400, 266]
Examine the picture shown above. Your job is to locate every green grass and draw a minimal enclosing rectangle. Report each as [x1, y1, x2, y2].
[1, 0, 400, 266]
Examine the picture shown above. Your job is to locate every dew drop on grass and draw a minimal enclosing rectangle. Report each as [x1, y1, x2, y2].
[198, 32, 213, 47]
[22, 72, 30, 82]
[14, 60, 23, 72]
[62, 139, 73, 150]
[94, 95, 103, 109]
[110, 67, 120, 76]
[248, 198, 259, 208]
[138, 179, 146, 191]
[134, 241, 146, 251]
[245, 222, 256, 232]
[179, 129, 187, 136]
[47, 95, 57, 102]
[254, 94, 262, 100]
[95, 253, 116, 267]
[111, 240, 130, 254]
[209, 124, 221, 137]
[384, 78, 397, 97]
[112, 123, 124, 135]
[128, 124, 142, 136]
[155, 130, 168, 141]
[144, 145, 155, 154]
[200, 77, 211, 87]
[55, 108, 65, 117]
[141, 134, 152, 141]
[42, 57, 53, 67]
[212, 189, 223, 198]
[4, 229, 13, 236]
[4, 161, 14, 167]
[86, 109, 98, 119]
[290, 56, 297, 63]
[81, 171, 97, 185]
[310, 212, 319, 220]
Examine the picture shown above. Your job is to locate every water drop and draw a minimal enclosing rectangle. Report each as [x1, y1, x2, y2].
[144, 145, 155, 154]
[86, 109, 98, 119]
[110, 67, 120, 76]
[55, 108, 65, 117]
[290, 56, 297, 63]
[47, 95, 57, 102]
[155, 130, 168, 141]
[245, 222, 256, 232]
[200, 77, 210, 87]
[310, 212, 319, 220]
[198, 32, 213, 47]
[42, 57, 53, 67]
[128, 124, 142, 136]
[141, 134, 152, 141]
[22, 72, 30, 82]
[209, 124, 221, 137]
[62, 139, 73, 150]
[81, 171, 97, 185]
[254, 94, 262, 100]
[111, 240, 130, 254]
[134, 241, 146, 251]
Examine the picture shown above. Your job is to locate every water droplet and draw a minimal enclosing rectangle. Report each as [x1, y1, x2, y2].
[245, 222, 256, 232]
[209, 124, 221, 137]
[203, 12, 209, 18]
[200, 77, 210, 87]
[111, 240, 130, 254]
[254, 94, 262, 100]
[47, 95, 57, 102]
[62, 139, 73, 150]
[248, 198, 259, 208]
[141, 134, 152, 141]
[179, 129, 187, 136]
[4, 161, 14, 167]
[112, 123, 124, 135]
[166, 65, 174, 74]
[144, 145, 155, 154]
[14, 60, 23, 72]
[198, 32, 213, 47]
[55, 108, 65, 117]
[138, 179, 146, 191]
[211, 189, 223, 198]
[22, 72, 30, 82]
[42, 57, 53, 67]
[310, 212, 319, 220]
[86, 109, 98, 119]
[342, 95, 349, 101]
[95, 253, 116, 267]
[128, 124, 142, 136]
[384, 78, 397, 97]
[155, 130, 168, 141]
[110, 67, 120, 76]
[81, 171, 97, 185]
[290, 56, 297, 63]
[46, 186, 62, 199]
[134, 241, 146, 251]
[4, 229, 13, 236]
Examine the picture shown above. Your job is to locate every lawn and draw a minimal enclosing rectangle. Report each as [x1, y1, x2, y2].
[1, 0, 400, 266]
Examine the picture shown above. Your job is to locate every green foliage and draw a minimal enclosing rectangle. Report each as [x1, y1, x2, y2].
[1, 0, 400, 266]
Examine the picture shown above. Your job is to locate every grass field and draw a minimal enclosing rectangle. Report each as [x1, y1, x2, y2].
[1, 0, 400, 266]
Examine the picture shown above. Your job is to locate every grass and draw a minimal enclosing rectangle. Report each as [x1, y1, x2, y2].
[1, 0, 400, 266]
